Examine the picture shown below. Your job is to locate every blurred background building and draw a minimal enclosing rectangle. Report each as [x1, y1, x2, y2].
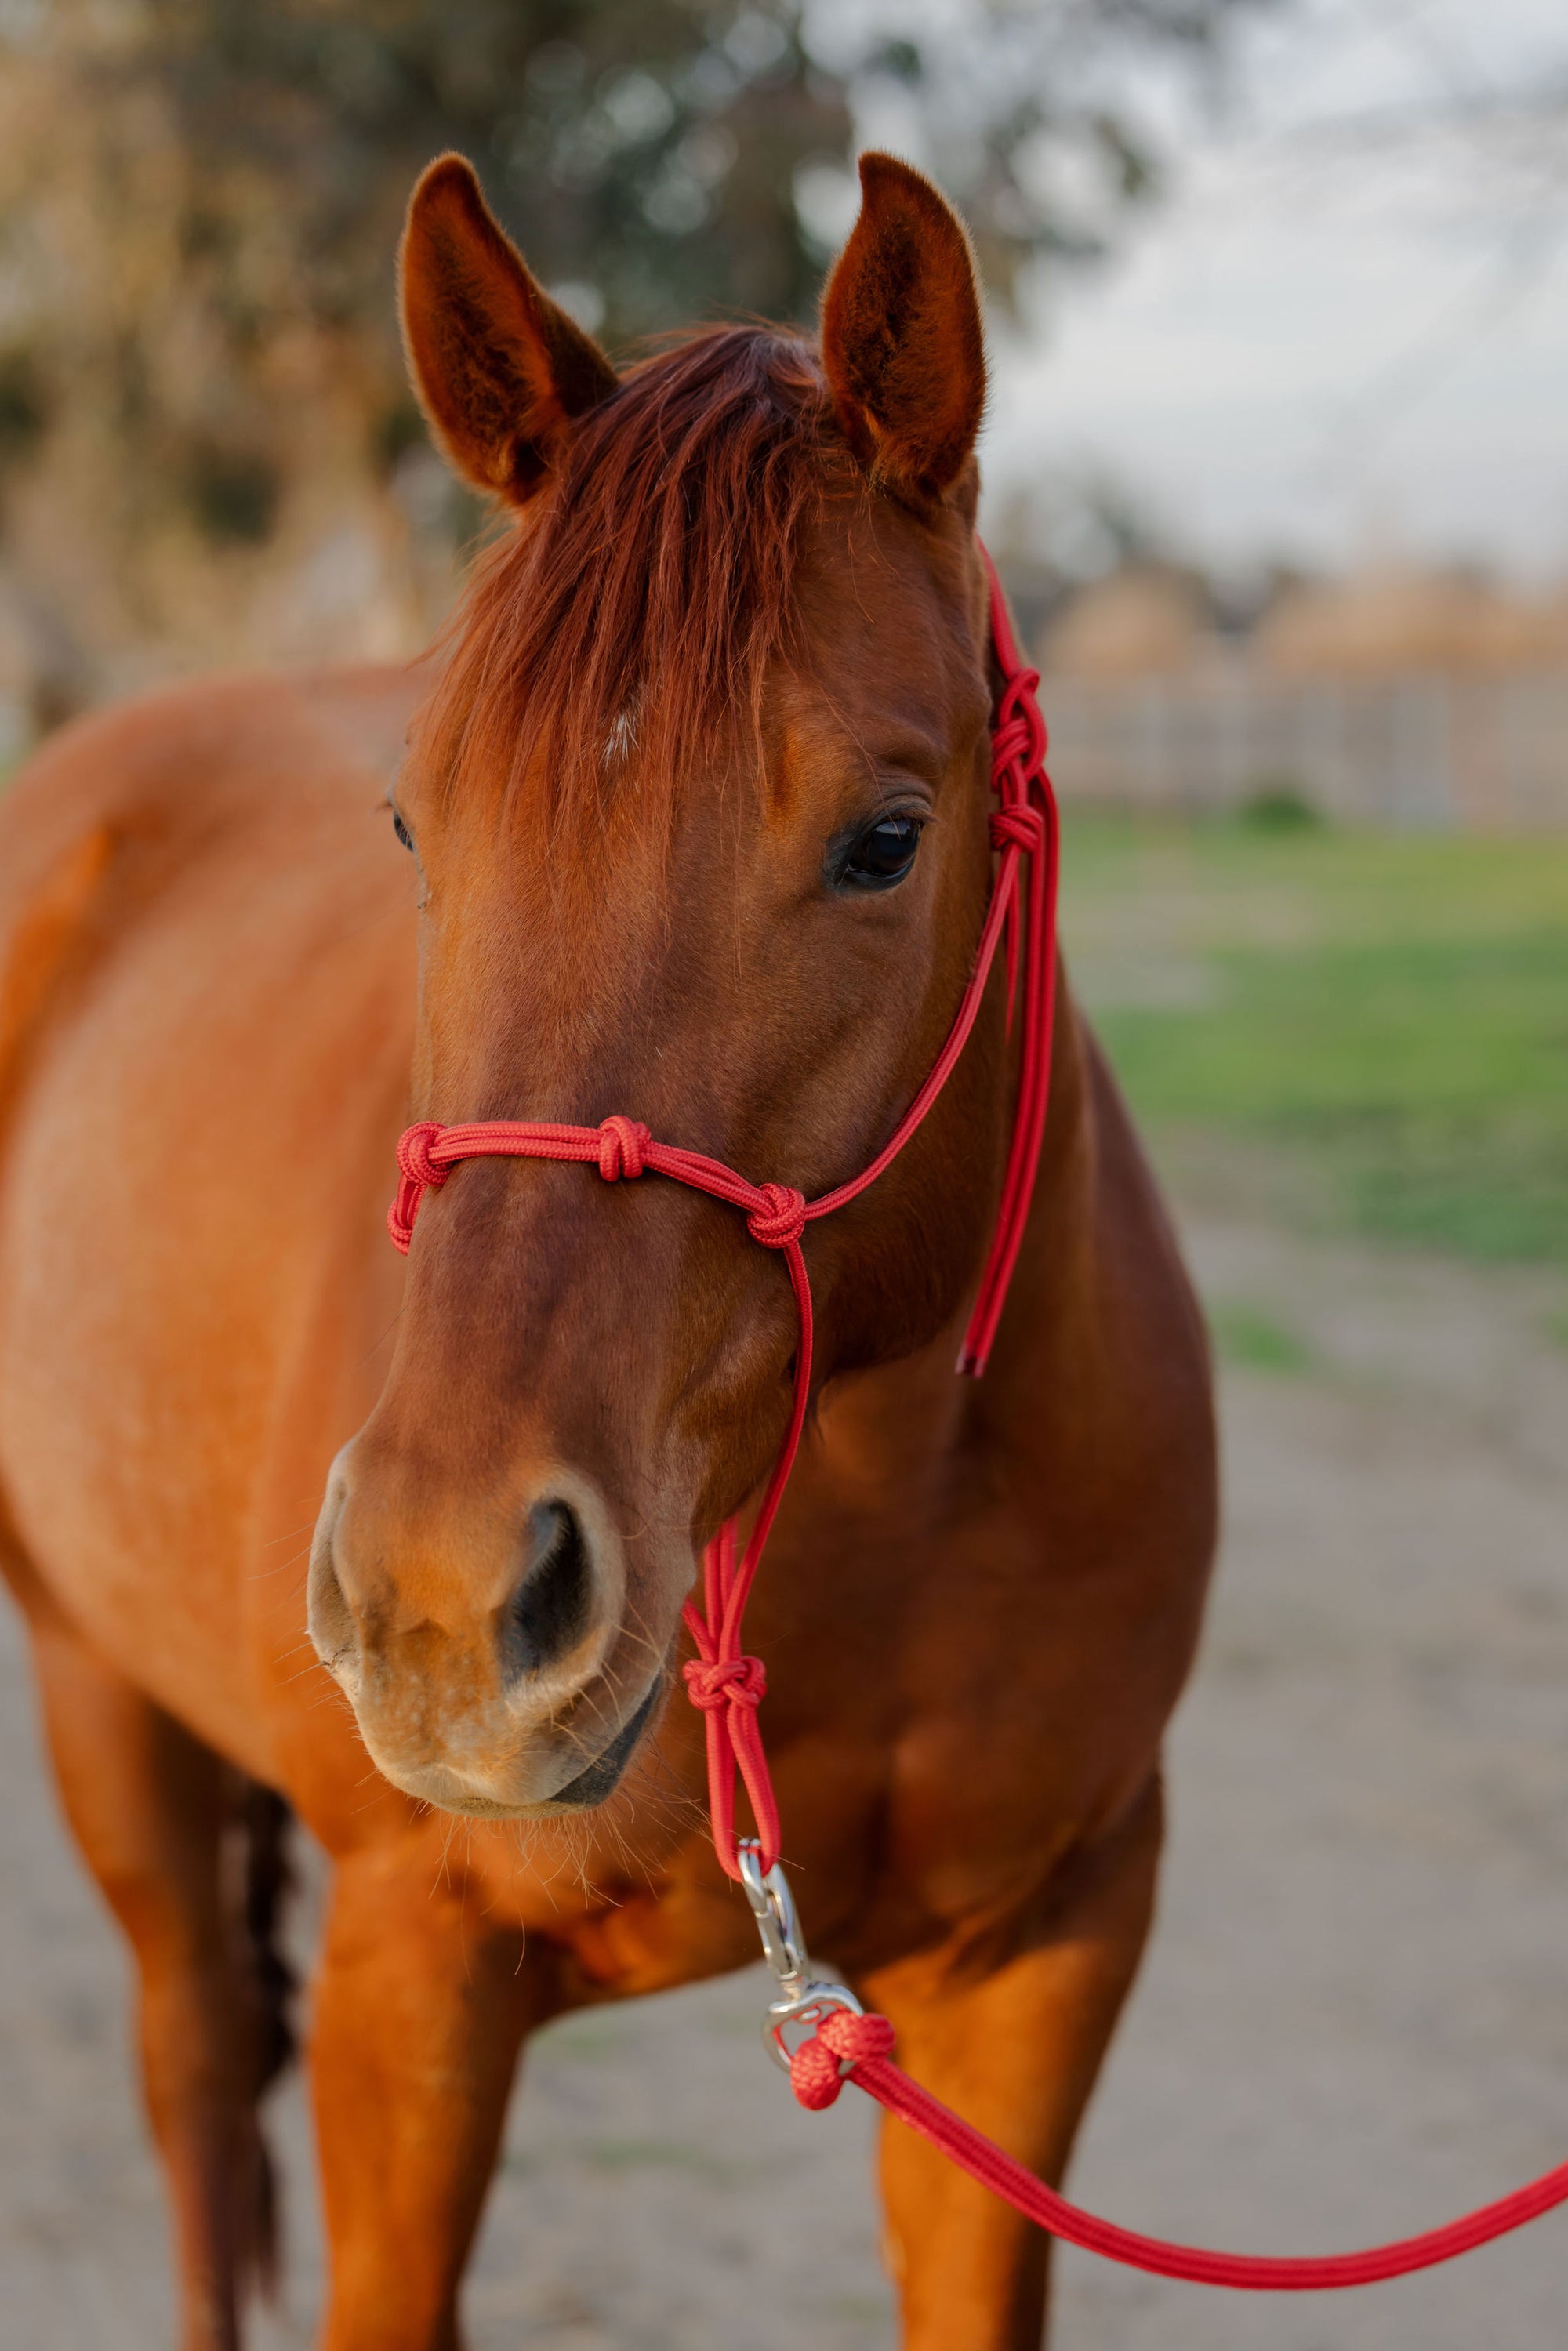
[1038, 560, 1568, 825]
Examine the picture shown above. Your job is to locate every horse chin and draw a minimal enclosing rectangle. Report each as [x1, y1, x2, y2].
[359, 1671, 666, 1820]
[538, 1672, 666, 1809]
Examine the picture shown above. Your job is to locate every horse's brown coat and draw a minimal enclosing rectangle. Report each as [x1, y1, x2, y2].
[0, 154, 1214, 2349]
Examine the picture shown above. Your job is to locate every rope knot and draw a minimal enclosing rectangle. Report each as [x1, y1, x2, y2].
[989, 804, 1044, 856]
[397, 1121, 448, 1192]
[597, 1116, 651, 1182]
[746, 1181, 807, 1250]
[789, 2008, 897, 2110]
[820, 2008, 895, 2063]
[681, 1653, 767, 1712]
[992, 669, 1048, 780]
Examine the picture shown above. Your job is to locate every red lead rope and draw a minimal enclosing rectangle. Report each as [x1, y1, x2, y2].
[387, 547, 1568, 2288]
[788, 2009, 1568, 2289]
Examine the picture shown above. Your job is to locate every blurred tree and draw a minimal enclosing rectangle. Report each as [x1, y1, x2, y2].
[0, 0, 1266, 729]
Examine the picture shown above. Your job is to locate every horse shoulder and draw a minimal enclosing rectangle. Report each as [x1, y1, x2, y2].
[0, 666, 423, 1785]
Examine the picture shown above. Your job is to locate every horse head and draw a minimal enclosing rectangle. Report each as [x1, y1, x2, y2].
[308, 151, 1011, 1820]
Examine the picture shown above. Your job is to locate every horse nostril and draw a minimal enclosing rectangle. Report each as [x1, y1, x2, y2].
[504, 1499, 593, 1680]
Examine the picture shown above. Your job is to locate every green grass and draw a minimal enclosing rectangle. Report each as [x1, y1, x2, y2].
[1208, 1302, 1316, 1374]
[1060, 811, 1568, 1263]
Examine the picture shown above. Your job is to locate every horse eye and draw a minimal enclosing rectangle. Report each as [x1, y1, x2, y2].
[391, 809, 415, 853]
[838, 813, 923, 891]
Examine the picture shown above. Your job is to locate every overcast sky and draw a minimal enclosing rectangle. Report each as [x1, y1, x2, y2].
[973, 0, 1568, 581]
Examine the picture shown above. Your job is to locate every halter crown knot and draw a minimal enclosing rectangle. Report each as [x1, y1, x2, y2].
[597, 1116, 650, 1182]
[397, 1121, 448, 1192]
[746, 1182, 807, 1250]
[682, 1653, 767, 1711]
[994, 666, 1047, 771]
[990, 805, 1044, 855]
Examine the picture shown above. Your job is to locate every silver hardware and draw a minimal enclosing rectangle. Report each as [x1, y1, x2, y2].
[737, 1840, 809, 1997]
[760, 1979, 866, 2077]
[737, 1838, 863, 2073]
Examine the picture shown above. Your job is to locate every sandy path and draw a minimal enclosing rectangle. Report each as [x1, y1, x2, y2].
[3, 1216, 1567, 2349]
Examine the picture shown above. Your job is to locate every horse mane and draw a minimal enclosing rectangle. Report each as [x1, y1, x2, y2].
[416, 325, 851, 837]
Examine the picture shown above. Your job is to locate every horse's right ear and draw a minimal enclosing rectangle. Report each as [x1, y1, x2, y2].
[399, 154, 618, 506]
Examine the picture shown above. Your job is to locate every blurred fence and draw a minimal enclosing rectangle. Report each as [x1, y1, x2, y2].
[1040, 669, 1568, 829]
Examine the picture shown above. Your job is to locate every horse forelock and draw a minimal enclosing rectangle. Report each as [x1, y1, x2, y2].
[414, 325, 852, 849]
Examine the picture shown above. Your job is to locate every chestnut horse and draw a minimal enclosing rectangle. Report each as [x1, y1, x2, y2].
[0, 153, 1214, 2349]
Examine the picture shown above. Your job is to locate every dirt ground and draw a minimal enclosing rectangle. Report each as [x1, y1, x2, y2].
[4, 1211, 1568, 2350]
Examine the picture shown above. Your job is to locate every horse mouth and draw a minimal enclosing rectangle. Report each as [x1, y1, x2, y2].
[354, 1662, 670, 1821]
[547, 1673, 665, 1809]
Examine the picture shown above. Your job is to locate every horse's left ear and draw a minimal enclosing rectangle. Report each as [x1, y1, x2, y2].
[820, 152, 985, 508]
[399, 153, 618, 505]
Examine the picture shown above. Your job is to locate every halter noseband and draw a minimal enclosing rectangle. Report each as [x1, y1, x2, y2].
[387, 546, 1059, 1881]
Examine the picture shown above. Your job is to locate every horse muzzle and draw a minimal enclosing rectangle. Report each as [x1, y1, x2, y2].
[306, 1445, 672, 1813]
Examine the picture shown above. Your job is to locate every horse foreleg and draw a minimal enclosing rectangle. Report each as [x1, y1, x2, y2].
[25, 1605, 278, 2351]
[310, 1841, 539, 2351]
[860, 1780, 1163, 2351]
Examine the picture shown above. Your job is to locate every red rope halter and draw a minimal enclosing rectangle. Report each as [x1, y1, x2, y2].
[385, 545, 1568, 2289]
[389, 545, 1058, 1886]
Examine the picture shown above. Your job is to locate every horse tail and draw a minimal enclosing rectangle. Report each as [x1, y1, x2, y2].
[243, 1778, 297, 2093]
[237, 1776, 296, 2299]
